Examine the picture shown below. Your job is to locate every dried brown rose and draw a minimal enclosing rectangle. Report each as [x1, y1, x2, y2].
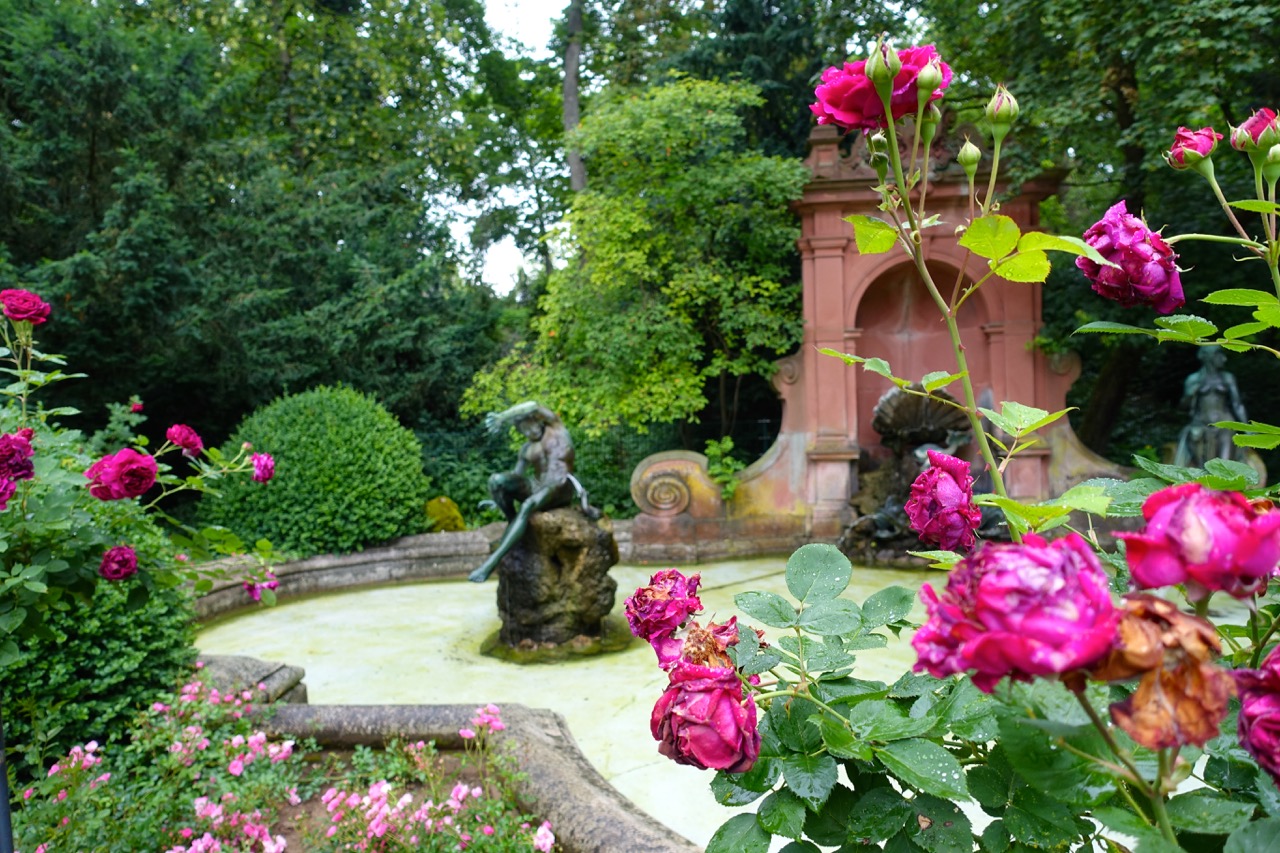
[1091, 594, 1234, 750]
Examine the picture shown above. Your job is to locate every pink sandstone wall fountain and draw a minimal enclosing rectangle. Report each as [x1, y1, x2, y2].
[628, 124, 1121, 563]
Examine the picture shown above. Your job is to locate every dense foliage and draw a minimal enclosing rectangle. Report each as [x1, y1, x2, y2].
[0, 0, 512, 447]
[1, 583, 195, 784]
[201, 386, 432, 557]
[464, 78, 808, 437]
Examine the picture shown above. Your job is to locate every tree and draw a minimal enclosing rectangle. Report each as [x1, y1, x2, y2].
[1, 0, 511, 442]
[463, 79, 807, 436]
[918, 0, 1280, 458]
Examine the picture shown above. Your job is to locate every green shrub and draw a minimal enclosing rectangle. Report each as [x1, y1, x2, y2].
[1, 580, 196, 783]
[199, 385, 432, 557]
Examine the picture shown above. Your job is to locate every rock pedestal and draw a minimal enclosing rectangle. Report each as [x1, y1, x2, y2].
[494, 508, 619, 647]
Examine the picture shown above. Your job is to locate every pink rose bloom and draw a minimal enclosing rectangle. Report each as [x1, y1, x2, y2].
[251, 452, 274, 483]
[85, 447, 157, 500]
[166, 424, 204, 457]
[0, 430, 35, 481]
[913, 533, 1121, 693]
[904, 449, 982, 552]
[131, 402, 144, 413]
[1233, 645, 1280, 787]
[1117, 483, 1280, 601]
[99, 545, 138, 581]
[650, 660, 760, 773]
[532, 822, 555, 852]
[0, 288, 51, 325]
[1168, 126, 1221, 169]
[625, 569, 703, 643]
[810, 44, 952, 132]
[1231, 107, 1280, 151]
[0, 478, 16, 512]
[1076, 200, 1185, 314]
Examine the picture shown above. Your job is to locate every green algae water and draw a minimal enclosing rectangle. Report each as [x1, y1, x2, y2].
[198, 558, 938, 847]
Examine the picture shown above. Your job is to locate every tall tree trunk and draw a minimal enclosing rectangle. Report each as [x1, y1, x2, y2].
[562, 0, 587, 191]
[1075, 341, 1145, 457]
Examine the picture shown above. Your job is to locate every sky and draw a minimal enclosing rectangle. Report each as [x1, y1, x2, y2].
[477, 0, 562, 293]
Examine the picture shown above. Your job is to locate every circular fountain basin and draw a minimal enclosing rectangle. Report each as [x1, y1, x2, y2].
[198, 557, 936, 847]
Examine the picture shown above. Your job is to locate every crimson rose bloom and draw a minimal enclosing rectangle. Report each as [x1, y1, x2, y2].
[651, 660, 760, 773]
[0, 289, 51, 325]
[913, 533, 1121, 693]
[810, 44, 951, 132]
[625, 569, 703, 643]
[166, 424, 204, 457]
[0, 479, 17, 512]
[1076, 201, 1185, 314]
[1231, 108, 1280, 151]
[0, 430, 35, 482]
[85, 447, 157, 500]
[1234, 646, 1280, 787]
[904, 449, 982, 552]
[251, 452, 275, 483]
[1117, 483, 1280, 601]
[1167, 126, 1221, 169]
[99, 546, 138, 581]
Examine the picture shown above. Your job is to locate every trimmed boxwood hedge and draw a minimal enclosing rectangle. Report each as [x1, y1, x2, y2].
[200, 385, 431, 557]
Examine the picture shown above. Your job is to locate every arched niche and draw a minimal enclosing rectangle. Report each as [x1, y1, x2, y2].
[851, 260, 991, 464]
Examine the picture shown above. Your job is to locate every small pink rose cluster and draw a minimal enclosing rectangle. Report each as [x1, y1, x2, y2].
[166, 424, 204, 457]
[904, 449, 982, 552]
[625, 569, 761, 773]
[810, 44, 951, 132]
[458, 703, 505, 740]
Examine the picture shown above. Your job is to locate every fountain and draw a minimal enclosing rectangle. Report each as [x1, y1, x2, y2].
[465, 402, 622, 656]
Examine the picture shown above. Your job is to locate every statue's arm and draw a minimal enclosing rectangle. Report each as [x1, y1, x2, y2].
[483, 400, 540, 434]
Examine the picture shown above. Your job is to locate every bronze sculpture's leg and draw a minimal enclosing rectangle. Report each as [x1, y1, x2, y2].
[468, 483, 575, 583]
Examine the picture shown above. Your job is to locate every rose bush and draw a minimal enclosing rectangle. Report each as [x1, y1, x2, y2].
[634, 39, 1280, 853]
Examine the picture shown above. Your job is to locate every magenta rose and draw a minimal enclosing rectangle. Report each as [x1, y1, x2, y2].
[251, 452, 275, 483]
[1167, 126, 1221, 169]
[166, 424, 204, 457]
[625, 569, 703, 643]
[1075, 200, 1185, 314]
[1231, 108, 1280, 151]
[0, 478, 17, 512]
[85, 447, 157, 500]
[1233, 645, 1280, 787]
[99, 545, 138, 581]
[1117, 483, 1280, 601]
[244, 571, 280, 602]
[0, 289, 51, 325]
[0, 430, 35, 482]
[913, 533, 1121, 693]
[904, 449, 982, 552]
[650, 660, 760, 773]
[810, 44, 951, 132]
